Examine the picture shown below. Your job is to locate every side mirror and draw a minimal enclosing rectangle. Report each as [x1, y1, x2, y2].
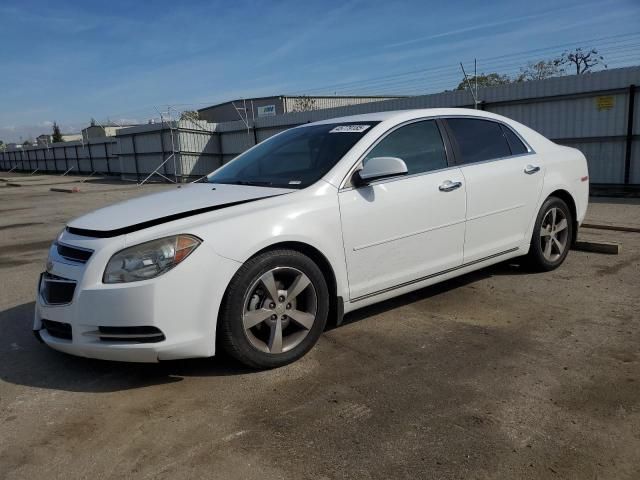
[353, 157, 408, 186]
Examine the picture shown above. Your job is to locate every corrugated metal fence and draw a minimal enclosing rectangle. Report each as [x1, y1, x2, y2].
[0, 137, 118, 175]
[2, 66, 639, 184]
[115, 120, 217, 182]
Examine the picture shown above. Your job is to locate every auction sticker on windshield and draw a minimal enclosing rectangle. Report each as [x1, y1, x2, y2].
[329, 125, 371, 133]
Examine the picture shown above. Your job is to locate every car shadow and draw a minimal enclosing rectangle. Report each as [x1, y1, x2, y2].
[334, 259, 532, 327]
[0, 302, 254, 393]
[0, 260, 534, 393]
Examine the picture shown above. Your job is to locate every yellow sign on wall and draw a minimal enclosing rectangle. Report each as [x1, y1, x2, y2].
[596, 96, 614, 110]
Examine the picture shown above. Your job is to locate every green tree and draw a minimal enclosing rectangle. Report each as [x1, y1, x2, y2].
[23, 139, 33, 147]
[456, 72, 511, 91]
[180, 110, 200, 121]
[517, 59, 565, 81]
[0, 140, 4, 151]
[52, 122, 63, 143]
[560, 48, 606, 75]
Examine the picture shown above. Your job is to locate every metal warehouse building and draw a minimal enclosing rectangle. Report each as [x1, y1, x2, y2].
[197, 95, 405, 123]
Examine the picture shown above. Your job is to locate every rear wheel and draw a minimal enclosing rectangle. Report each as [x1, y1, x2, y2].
[525, 196, 573, 271]
[218, 249, 329, 369]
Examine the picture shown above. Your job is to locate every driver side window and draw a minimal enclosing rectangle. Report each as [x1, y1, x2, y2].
[364, 120, 448, 175]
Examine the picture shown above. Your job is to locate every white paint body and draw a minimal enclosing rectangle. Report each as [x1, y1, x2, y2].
[34, 108, 589, 362]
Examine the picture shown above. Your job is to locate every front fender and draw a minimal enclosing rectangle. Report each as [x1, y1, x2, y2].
[197, 182, 350, 300]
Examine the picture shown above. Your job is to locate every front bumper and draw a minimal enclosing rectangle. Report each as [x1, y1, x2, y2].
[34, 233, 241, 362]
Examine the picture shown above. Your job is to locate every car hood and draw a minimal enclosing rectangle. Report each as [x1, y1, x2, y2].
[66, 183, 295, 237]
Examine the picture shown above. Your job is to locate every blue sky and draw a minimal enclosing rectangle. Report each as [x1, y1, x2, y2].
[1, 0, 639, 142]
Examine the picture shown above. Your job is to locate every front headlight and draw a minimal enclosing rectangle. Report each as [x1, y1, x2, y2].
[103, 235, 201, 284]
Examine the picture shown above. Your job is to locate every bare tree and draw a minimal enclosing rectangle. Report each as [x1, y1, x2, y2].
[290, 96, 317, 112]
[517, 59, 565, 81]
[560, 48, 607, 75]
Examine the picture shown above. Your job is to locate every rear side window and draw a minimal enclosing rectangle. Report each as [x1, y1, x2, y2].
[501, 125, 528, 155]
[447, 118, 511, 164]
[364, 120, 447, 175]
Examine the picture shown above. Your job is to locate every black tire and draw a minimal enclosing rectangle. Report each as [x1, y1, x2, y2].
[525, 196, 574, 271]
[218, 249, 329, 369]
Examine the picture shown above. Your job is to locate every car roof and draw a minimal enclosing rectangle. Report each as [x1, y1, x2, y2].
[307, 108, 508, 126]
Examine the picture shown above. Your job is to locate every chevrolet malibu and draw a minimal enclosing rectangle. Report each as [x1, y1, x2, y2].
[35, 108, 589, 368]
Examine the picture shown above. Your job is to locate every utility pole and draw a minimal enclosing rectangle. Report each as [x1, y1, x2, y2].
[475, 58, 478, 108]
[460, 62, 479, 109]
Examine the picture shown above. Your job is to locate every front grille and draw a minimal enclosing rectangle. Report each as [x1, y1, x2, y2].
[97, 326, 165, 343]
[42, 319, 72, 340]
[40, 272, 76, 305]
[56, 242, 93, 263]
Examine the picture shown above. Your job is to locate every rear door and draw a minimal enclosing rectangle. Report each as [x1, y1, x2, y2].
[443, 117, 544, 263]
[338, 119, 466, 301]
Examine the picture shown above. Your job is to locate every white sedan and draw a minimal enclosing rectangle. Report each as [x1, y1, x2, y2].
[34, 108, 589, 368]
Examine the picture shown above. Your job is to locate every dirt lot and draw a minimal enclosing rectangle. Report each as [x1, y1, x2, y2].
[1, 173, 639, 480]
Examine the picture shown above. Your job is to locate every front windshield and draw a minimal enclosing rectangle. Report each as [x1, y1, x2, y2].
[208, 121, 378, 189]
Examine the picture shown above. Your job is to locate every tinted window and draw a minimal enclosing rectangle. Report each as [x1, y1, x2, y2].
[447, 118, 511, 164]
[364, 120, 447, 175]
[501, 125, 528, 155]
[209, 122, 377, 189]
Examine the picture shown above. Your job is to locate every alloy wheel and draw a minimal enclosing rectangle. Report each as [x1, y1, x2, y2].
[539, 207, 569, 262]
[242, 267, 318, 354]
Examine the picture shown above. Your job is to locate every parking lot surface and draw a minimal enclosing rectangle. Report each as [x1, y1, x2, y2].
[1, 173, 639, 479]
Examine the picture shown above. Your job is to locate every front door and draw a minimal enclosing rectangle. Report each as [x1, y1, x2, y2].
[338, 119, 467, 301]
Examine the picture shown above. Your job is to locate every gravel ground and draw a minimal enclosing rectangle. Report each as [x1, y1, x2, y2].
[1, 173, 639, 479]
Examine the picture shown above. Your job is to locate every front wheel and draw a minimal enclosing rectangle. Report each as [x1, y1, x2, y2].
[218, 249, 329, 369]
[525, 196, 573, 271]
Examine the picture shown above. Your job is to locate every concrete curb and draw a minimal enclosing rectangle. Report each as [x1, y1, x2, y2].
[50, 187, 81, 193]
[582, 223, 640, 234]
[573, 240, 620, 255]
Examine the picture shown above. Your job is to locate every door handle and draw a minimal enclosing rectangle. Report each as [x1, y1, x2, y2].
[439, 180, 462, 192]
[524, 164, 541, 175]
